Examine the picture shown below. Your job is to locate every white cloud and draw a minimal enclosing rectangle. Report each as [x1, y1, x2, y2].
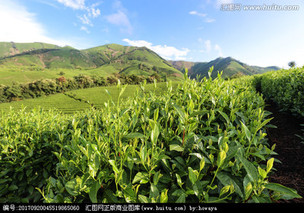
[123, 39, 190, 60]
[205, 40, 212, 52]
[123, 39, 152, 47]
[56, 0, 86, 10]
[78, 14, 93, 26]
[189, 10, 215, 23]
[105, 1, 133, 34]
[90, 7, 101, 18]
[215, 44, 223, 57]
[56, 0, 101, 27]
[198, 38, 223, 57]
[80, 26, 90, 34]
[205, 18, 216, 23]
[106, 11, 132, 34]
[198, 38, 211, 53]
[189, 10, 207, 17]
[0, 0, 67, 46]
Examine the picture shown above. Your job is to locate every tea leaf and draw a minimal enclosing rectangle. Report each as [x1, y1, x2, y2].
[217, 171, 243, 198]
[109, 160, 119, 174]
[169, 144, 184, 152]
[265, 183, 302, 199]
[138, 194, 149, 203]
[219, 185, 230, 197]
[89, 181, 100, 203]
[124, 133, 146, 140]
[218, 110, 230, 124]
[160, 189, 168, 203]
[244, 182, 253, 200]
[217, 150, 226, 168]
[133, 172, 149, 184]
[188, 167, 197, 185]
[175, 192, 186, 203]
[241, 122, 251, 142]
[150, 122, 160, 145]
[173, 104, 186, 124]
[258, 167, 267, 179]
[266, 158, 274, 173]
[149, 184, 159, 200]
[176, 173, 183, 188]
[200, 157, 205, 172]
[65, 179, 78, 196]
[238, 155, 258, 183]
[153, 171, 163, 186]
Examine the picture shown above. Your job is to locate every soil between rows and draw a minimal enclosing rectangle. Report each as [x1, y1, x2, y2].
[265, 102, 304, 203]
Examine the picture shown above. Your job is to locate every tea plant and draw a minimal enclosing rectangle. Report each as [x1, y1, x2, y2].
[0, 69, 301, 203]
[0, 108, 70, 202]
[253, 67, 304, 146]
[259, 67, 304, 118]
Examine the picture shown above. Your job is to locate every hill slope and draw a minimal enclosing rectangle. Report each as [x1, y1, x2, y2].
[0, 42, 62, 58]
[0, 42, 183, 80]
[169, 57, 280, 79]
[83, 44, 181, 78]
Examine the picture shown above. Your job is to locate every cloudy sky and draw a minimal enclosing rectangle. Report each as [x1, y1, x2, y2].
[0, 0, 303, 67]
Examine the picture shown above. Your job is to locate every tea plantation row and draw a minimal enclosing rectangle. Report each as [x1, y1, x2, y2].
[252, 67, 304, 143]
[0, 71, 301, 203]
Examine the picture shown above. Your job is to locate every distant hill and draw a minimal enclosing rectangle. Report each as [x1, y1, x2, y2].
[169, 57, 280, 79]
[0, 42, 62, 58]
[0, 42, 183, 80]
[83, 44, 181, 78]
[0, 42, 280, 81]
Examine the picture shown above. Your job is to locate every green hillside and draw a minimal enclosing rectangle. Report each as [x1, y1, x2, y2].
[83, 44, 182, 79]
[0, 42, 62, 58]
[0, 42, 183, 81]
[0, 42, 279, 82]
[169, 57, 280, 79]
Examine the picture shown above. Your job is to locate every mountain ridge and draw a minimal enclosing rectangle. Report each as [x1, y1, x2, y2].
[169, 57, 280, 79]
[0, 42, 62, 58]
[0, 42, 183, 80]
[0, 42, 279, 80]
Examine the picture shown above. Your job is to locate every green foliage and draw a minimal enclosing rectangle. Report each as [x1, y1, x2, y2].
[0, 108, 70, 202]
[257, 67, 304, 117]
[296, 124, 304, 144]
[0, 69, 300, 203]
[0, 82, 180, 113]
[0, 73, 165, 104]
[288, 61, 296, 68]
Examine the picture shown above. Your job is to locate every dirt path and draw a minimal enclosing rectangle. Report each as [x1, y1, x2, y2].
[265, 102, 304, 203]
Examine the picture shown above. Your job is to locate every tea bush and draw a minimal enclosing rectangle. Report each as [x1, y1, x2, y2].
[0, 108, 70, 202]
[255, 67, 304, 145]
[259, 67, 304, 117]
[0, 70, 301, 203]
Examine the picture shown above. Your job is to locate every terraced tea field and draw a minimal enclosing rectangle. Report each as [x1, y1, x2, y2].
[0, 82, 180, 113]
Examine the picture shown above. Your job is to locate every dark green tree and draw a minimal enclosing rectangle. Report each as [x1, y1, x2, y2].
[288, 61, 296, 68]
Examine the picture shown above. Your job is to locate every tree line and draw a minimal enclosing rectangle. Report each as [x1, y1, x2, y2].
[0, 73, 163, 103]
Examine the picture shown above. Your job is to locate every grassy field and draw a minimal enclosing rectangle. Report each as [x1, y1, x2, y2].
[0, 82, 180, 113]
[0, 93, 89, 113]
[66, 82, 179, 108]
[0, 67, 118, 86]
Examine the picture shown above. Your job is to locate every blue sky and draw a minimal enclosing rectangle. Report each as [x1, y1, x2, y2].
[0, 0, 303, 68]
